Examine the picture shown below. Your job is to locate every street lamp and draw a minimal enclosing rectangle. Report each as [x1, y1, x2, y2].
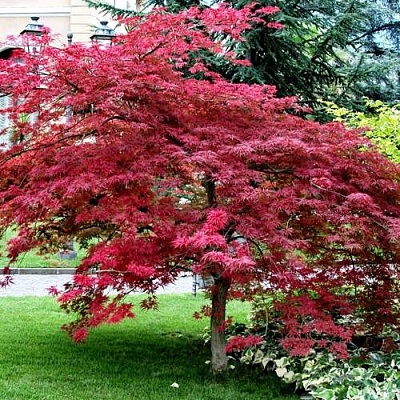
[19, 16, 47, 54]
[20, 17, 78, 259]
[20, 16, 44, 36]
[67, 32, 73, 47]
[90, 21, 116, 46]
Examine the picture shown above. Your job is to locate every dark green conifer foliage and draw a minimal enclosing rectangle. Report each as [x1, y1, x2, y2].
[84, 0, 400, 111]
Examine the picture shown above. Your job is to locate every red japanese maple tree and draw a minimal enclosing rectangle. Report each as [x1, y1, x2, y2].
[0, 5, 399, 373]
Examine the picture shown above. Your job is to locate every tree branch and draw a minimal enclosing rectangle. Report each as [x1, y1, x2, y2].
[351, 21, 400, 43]
[248, 162, 293, 174]
[201, 173, 217, 208]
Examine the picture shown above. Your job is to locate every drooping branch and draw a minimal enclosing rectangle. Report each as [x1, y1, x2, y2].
[351, 21, 400, 44]
[0, 129, 97, 168]
[248, 162, 293, 175]
[138, 40, 170, 60]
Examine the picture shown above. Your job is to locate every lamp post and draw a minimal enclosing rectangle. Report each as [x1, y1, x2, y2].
[13, 17, 114, 261]
[19, 16, 47, 54]
[90, 21, 116, 46]
[67, 32, 73, 47]
[20, 17, 78, 260]
[20, 16, 44, 36]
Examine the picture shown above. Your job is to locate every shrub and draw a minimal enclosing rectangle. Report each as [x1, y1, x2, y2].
[225, 297, 400, 399]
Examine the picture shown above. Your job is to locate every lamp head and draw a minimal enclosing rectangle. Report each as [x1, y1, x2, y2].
[90, 21, 116, 46]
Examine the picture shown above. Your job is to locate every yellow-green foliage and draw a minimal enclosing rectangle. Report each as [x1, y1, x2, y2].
[325, 99, 400, 163]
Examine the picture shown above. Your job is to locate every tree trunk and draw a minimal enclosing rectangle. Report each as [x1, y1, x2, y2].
[210, 276, 230, 374]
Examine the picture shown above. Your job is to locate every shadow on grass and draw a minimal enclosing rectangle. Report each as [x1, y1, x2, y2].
[0, 296, 299, 400]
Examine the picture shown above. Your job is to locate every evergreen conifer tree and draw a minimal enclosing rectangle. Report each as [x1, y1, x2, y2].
[85, 0, 400, 112]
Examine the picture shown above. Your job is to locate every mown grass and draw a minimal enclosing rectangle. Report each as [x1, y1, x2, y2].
[0, 294, 299, 400]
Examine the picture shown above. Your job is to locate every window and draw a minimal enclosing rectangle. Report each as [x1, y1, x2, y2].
[106, 0, 135, 9]
[0, 94, 10, 131]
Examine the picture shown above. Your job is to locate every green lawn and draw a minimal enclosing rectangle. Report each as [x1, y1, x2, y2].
[0, 294, 299, 400]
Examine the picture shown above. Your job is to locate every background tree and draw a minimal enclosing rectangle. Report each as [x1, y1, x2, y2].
[0, 5, 399, 375]
[325, 99, 400, 163]
[85, 0, 400, 113]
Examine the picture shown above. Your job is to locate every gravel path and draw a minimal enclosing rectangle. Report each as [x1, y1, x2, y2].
[0, 274, 195, 297]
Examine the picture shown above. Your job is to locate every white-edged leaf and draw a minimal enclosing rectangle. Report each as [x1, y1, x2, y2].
[276, 367, 287, 378]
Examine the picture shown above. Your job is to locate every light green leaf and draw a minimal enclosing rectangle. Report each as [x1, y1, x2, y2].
[275, 357, 289, 368]
[276, 367, 287, 378]
[312, 388, 336, 400]
[284, 370, 295, 381]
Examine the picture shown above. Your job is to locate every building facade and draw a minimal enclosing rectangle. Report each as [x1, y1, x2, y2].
[0, 0, 136, 45]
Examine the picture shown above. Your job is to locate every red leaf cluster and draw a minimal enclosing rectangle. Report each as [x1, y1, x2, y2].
[0, 3, 399, 355]
[276, 291, 353, 358]
[225, 335, 263, 353]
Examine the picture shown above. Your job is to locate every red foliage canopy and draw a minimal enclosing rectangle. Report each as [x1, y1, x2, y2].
[0, 5, 399, 361]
